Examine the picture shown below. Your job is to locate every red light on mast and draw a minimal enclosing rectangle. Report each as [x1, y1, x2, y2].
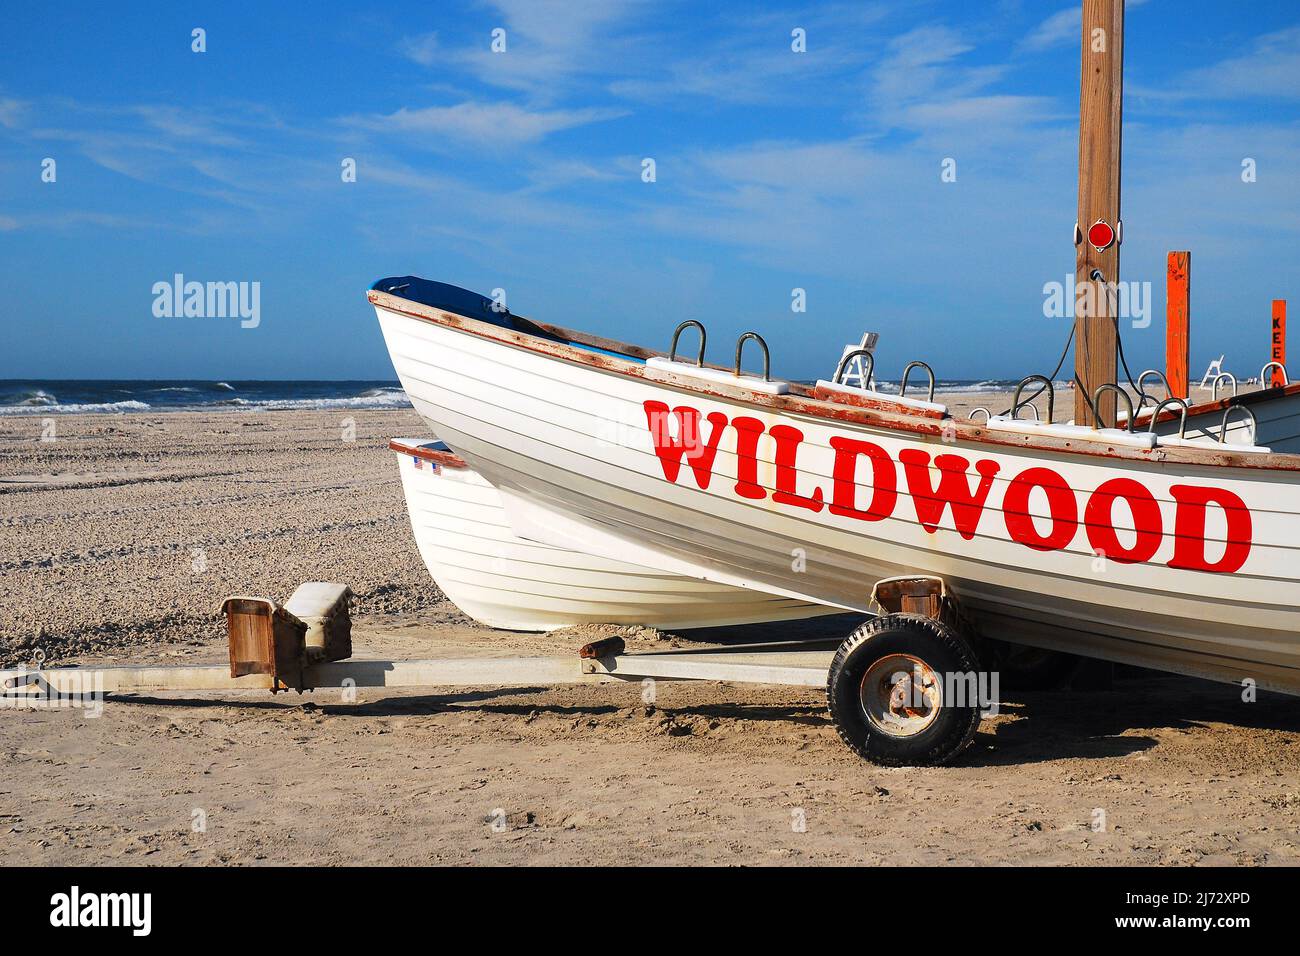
[1088, 219, 1115, 251]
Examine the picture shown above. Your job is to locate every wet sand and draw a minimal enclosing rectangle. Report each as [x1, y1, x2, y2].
[2, 405, 1297, 866]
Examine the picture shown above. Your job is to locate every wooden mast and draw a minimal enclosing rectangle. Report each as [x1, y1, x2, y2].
[1074, 0, 1124, 426]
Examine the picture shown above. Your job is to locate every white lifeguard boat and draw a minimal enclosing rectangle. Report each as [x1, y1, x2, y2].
[391, 437, 835, 632]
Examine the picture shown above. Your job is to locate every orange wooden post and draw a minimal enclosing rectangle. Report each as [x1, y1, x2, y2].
[1165, 251, 1190, 398]
[1272, 299, 1287, 387]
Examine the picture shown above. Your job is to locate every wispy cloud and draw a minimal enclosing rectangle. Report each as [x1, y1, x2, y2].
[426, 0, 654, 101]
[128, 105, 253, 148]
[1019, 7, 1078, 53]
[608, 5, 889, 105]
[0, 96, 25, 128]
[864, 25, 1052, 139]
[869, 25, 975, 108]
[399, 31, 440, 67]
[1182, 25, 1300, 100]
[608, 46, 823, 105]
[347, 101, 625, 145]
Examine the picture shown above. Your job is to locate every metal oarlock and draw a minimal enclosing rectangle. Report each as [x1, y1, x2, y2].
[1147, 396, 1189, 438]
[834, 348, 875, 388]
[1211, 371, 1238, 400]
[1012, 375, 1054, 424]
[669, 320, 707, 367]
[1261, 361, 1289, 387]
[1221, 405, 1259, 444]
[968, 407, 991, 422]
[733, 331, 771, 382]
[901, 361, 936, 403]
[1091, 383, 1134, 432]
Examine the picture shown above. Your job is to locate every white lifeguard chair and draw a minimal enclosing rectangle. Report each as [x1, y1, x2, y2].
[1198, 355, 1225, 389]
[836, 332, 880, 389]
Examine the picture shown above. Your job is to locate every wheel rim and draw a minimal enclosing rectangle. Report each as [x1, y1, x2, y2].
[859, 653, 942, 738]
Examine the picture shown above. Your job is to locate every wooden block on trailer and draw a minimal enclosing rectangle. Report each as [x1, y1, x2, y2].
[221, 596, 307, 691]
[869, 575, 976, 646]
[872, 576, 943, 618]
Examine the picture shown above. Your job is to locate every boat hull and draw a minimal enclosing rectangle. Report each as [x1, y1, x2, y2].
[392, 441, 836, 631]
[376, 296, 1300, 693]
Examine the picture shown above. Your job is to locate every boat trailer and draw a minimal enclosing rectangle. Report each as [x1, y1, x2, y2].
[1, 578, 1004, 766]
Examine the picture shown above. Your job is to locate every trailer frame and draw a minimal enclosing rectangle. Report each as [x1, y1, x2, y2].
[1, 576, 998, 767]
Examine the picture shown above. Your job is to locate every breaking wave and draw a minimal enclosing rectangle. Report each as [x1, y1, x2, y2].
[0, 381, 410, 415]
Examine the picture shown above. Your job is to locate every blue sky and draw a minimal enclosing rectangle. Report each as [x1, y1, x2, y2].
[1, 0, 1298, 382]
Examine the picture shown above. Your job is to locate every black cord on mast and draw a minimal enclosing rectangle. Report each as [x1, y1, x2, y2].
[1000, 282, 1142, 421]
[997, 323, 1075, 418]
[1113, 313, 1140, 392]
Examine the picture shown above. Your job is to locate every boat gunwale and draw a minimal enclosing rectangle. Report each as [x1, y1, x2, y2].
[1131, 381, 1300, 428]
[389, 437, 469, 469]
[369, 289, 1300, 474]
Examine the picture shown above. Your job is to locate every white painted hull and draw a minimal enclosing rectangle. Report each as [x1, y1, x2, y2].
[375, 291, 1300, 693]
[392, 441, 835, 631]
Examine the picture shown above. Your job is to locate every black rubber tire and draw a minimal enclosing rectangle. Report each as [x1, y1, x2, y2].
[826, 613, 983, 767]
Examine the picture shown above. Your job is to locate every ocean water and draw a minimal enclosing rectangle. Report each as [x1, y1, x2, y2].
[0, 378, 1066, 416]
[0, 380, 411, 415]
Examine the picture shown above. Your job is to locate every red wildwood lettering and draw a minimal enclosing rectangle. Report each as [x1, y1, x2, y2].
[898, 450, 999, 540]
[1166, 484, 1253, 573]
[828, 436, 896, 521]
[730, 415, 766, 499]
[769, 425, 824, 512]
[1002, 467, 1078, 552]
[1084, 478, 1163, 564]
[643, 401, 727, 489]
[642, 401, 1254, 572]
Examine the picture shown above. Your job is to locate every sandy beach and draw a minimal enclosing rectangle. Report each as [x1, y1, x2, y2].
[3, 402, 1299, 866]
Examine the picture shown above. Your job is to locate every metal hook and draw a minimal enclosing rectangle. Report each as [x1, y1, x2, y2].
[1092, 382, 1133, 431]
[1012, 375, 1054, 424]
[834, 348, 875, 389]
[1137, 368, 1169, 394]
[1220, 404, 1259, 445]
[1147, 396, 1189, 439]
[733, 331, 771, 382]
[900, 361, 936, 403]
[1261, 361, 1289, 388]
[1211, 372, 1238, 400]
[1091, 383, 1135, 432]
[669, 320, 707, 367]
[1136, 368, 1168, 414]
